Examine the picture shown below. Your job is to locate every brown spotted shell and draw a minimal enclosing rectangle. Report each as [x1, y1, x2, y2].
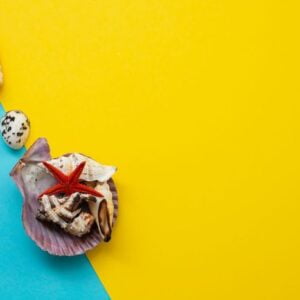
[10, 138, 118, 256]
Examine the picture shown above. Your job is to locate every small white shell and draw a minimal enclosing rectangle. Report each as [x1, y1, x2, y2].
[0, 110, 30, 149]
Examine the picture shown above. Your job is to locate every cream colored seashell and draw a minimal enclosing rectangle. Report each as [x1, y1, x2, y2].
[88, 182, 114, 241]
[95, 182, 114, 225]
[41, 153, 116, 182]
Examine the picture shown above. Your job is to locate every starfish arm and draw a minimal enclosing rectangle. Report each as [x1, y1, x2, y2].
[39, 160, 104, 199]
[72, 183, 103, 197]
[69, 161, 86, 184]
[39, 183, 66, 198]
[43, 161, 69, 183]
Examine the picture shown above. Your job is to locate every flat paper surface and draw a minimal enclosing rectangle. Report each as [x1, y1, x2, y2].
[0, 1, 300, 299]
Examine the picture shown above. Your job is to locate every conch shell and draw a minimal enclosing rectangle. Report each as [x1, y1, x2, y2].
[10, 138, 118, 256]
[88, 182, 115, 241]
[41, 153, 116, 182]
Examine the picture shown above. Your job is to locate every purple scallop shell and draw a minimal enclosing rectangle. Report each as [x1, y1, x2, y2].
[10, 138, 118, 256]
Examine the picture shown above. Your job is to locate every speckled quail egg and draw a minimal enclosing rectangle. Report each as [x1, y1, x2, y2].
[0, 110, 30, 149]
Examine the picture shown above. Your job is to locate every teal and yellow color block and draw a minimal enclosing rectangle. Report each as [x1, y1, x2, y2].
[1, 1, 300, 299]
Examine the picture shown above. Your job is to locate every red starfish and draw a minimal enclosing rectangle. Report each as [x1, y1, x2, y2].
[39, 161, 103, 198]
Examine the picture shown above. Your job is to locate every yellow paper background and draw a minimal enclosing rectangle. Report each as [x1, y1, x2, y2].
[0, 1, 300, 299]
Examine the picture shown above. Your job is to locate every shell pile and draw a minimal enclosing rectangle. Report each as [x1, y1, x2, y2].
[10, 138, 118, 256]
[37, 193, 96, 238]
[0, 110, 30, 149]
